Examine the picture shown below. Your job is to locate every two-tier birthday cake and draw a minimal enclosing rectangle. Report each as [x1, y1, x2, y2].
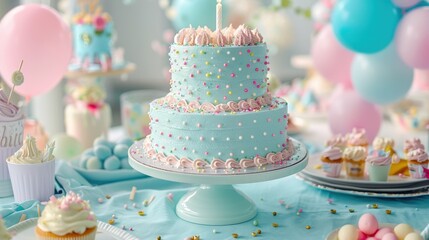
[143, 23, 292, 170]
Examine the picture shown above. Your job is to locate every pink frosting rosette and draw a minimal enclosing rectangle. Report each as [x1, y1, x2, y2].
[321, 146, 342, 160]
[187, 101, 201, 112]
[238, 101, 250, 111]
[407, 148, 428, 163]
[247, 98, 260, 110]
[210, 159, 226, 169]
[166, 156, 179, 166]
[239, 159, 255, 168]
[227, 101, 240, 112]
[193, 159, 206, 169]
[404, 138, 425, 153]
[254, 156, 268, 167]
[200, 102, 216, 113]
[225, 159, 240, 169]
[180, 158, 193, 168]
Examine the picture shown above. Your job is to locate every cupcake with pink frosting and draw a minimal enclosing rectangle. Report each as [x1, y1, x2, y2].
[346, 128, 369, 150]
[366, 150, 392, 181]
[325, 134, 347, 151]
[320, 146, 343, 178]
[403, 138, 425, 155]
[406, 148, 429, 179]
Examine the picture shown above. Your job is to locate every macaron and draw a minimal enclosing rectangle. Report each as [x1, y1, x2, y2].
[104, 156, 121, 170]
[81, 148, 95, 157]
[113, 144, 129, 158]
[394, 224, 414, 240]
[382, 233, 398, 240]
[338, 224, 359, 240]
[358, 213, 379, 235]
[94, 137, 111, 147]
[375, 227, 394, 239]
[86, 156, 102, 170]
[79, 155, 90, 168]
[404, 233, 423, 240]
[94, 145, 112, 160]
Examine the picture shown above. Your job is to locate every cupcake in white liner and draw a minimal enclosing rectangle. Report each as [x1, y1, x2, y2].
[320, 146, 343, 178]
[343, 146, 367, 178]
[7, 135, 55, 202]
[366, 150, 392, 182]
[0, 87, 24, 198]
[406, 148, 429, 179]
[0, 217, 12, 240]
[35, 191, 97, 240]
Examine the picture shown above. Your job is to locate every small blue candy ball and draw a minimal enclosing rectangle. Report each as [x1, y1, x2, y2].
[104, 156, 121, 170]
[81, 148, 95, 157]
[113, 144, 129, 158]
[86, 156, 102, 169]
[93, 137, 111, 147]
[94, 145, 112, 160]
[121, 157, 132, 169]
[79, 155, 90, 168]
[118, 138, 134, 147]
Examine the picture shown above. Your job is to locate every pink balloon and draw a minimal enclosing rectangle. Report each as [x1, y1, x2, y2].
[412, 69, 429, 91]
[396, 7, 429, 69]
[391, 0, 420, 8]
[311, 25, 354, 87]
[328, 87, 382, 142]
[0, 4, 72, 97]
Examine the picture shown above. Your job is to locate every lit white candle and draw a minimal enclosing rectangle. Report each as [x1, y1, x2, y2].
[216, 0, 222, 31]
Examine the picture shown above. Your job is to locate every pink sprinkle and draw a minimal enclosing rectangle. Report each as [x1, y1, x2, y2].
[168, 134, 172, 138]
[167, 193, 174, 201]
[183, 62, 187, 65]
[129, 227, 134, 231]
[247, 49, 251, 53]
[267, 67, 271, 71]
[183, 147, 187, 150]
[160, 132, 164, 135]
[87, 215, 95, 221]
[298, 209, 303, 213]
[278, 200, 285, 205]
[190, 74, 194, 78]
[256, 85, 260, 88]
[272, 133, 275, 137]
[192, 64, 196, 68]
[257, 58, 260, 62]
[216, 85, 220, 89]
[255, 68, 259, 72]
[224, 63, 228, 67]
[265, 55, 269, 59]
[155, 119, 159, 122]
[203, 82, 207, 86]
[231, 73, 236, 78]
[264, 61, 268, 65]
[205, 151, 209, 155]
[246, 64, 250, 68]
[327, 198, 334, 204]
[282, 143, 286, 147]
[244, 88, 248, 93]
[239, 51, 242, 55]
[267, 118, 271, 122]
[161, 146, 165, 149]
[280, 131, 284, 135]
[253, 80, 257, 85]
[223, 96, 227, 100]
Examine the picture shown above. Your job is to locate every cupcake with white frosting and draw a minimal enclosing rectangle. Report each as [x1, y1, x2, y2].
[35, 191, 97, 240]
[366, 150, 392, 182]
[407, 148, 429, 179]
[7, 135, 55, 202]
[0, 217, 12, 240]
[343, 146, 367, 178]
[320, 146, 343, 178]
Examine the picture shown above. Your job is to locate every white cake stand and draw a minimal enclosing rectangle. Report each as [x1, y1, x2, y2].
[128, 137, 308, 225]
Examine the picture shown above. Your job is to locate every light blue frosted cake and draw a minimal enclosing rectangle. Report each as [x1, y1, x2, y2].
[69, 7, 113, 72]
[144, 25, 292, 170]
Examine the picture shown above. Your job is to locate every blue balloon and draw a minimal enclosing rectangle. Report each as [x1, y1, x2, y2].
[332, 0, 401, 53]
[351, 44, 413, 105]
[172, 0, 229, 31]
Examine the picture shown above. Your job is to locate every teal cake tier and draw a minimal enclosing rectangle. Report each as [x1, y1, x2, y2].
[72, 22, 112, 61]
[169, 44, 269, 105]
[148, 97, 288, 166]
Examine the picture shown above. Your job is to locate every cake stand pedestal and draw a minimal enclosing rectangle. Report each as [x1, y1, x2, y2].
[129, 137, 308, 225]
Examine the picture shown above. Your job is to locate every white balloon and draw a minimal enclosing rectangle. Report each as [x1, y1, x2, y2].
[311, 1, 331, 23]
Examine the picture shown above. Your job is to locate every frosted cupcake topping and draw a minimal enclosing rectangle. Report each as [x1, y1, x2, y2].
[0, 218, 11, 240]
[37, 192, 97, 236]
[343, 146, 367, 161]
[326, 134, 347, 149]
[0, 86, 22, 122]
[367, 150, 391, 166]
[8, 135, 55, 164]
[407, 148, 428, 163]
[404, 138, 424, 153]
[372, 137, 394, 151]
[321, 146, 342, 160]
[347, 128, 368, 147]
[72, 86, 106, 104]
[173, 24, 264, 46]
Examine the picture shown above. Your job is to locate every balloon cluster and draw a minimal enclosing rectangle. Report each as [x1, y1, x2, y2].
[311, 0, 429, 137]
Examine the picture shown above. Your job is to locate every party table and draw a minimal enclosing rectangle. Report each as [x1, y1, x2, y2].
[1, 121, 429, 239]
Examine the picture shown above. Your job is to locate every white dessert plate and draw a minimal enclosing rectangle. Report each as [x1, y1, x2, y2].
[298, 173, 429, 193]
[7, 218, 139, 240]
[325, 223, 396, 240]
[297, 175, 429, 198]
[303, 154, 429, 188]
[70, 158, 145, 184]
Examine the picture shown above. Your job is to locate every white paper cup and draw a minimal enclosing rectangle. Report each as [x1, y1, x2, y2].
[7, 159, 55, 202]
[0, 119, 24, 197]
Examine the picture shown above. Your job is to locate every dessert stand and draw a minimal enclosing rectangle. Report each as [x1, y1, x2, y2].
[129, 137, 308, 225]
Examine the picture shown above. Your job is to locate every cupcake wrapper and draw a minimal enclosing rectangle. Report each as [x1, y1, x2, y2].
[36, 227, 97, 240]
[322, 162, 342, 178]
[345, 160, 365, 177]
[367, 165, 390, 182]
[408, 163, 428, 179]
[8, 160, 55, 202]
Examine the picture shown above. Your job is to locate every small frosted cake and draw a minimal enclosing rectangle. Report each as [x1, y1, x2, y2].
[320, 146, 342, 178]
[367, 150, 392, 182]
[404, 138, 424, 154]
[7, 135, 55, 202]
[36, 192, 97, 240]
[407, 148, 429, 179]
[0, 218, 12, 240]
[65, 86, 111, 148]
[343, 146, 367, 178]
[325, 134, 347, 151]
[346, 128, 369, 150]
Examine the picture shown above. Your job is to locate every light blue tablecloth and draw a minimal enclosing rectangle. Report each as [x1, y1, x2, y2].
[1, 160, 429, 239]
